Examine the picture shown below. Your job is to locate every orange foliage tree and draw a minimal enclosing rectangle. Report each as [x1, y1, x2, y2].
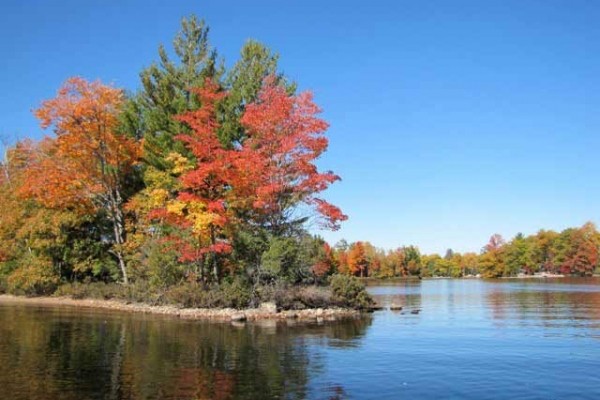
[348, 242, 369, 277]
[20, 77, 140, 283]
[561, 223, 599, 276]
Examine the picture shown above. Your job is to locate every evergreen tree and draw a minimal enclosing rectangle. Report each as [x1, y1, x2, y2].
[122, 15, 223, 170]
[219, 40, 296, 146]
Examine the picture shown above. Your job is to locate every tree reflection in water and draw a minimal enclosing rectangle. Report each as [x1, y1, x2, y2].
[0, 305, 372, 400]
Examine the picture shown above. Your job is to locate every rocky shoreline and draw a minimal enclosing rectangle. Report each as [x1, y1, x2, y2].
[0, 295, 361, 323]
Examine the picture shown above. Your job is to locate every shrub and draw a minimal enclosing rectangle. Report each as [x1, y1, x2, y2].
[56, 281, 167, 305]
[55, 282, 123, 300]
[165, 283, 215, 308]
[328, 274, 373, 309]
[296, 285, 331, 308]
[142, 239, 186, 288]
[256, 281, 332, 310]
[164, 279, 252, 309]
[121, 280, 164, 304]
[0, 261, 15, 294]
[258, 281, 300, 310]
[219, 277, 252, 309]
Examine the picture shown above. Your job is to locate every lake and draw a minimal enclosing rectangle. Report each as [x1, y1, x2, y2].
[1, 278, 600, 399]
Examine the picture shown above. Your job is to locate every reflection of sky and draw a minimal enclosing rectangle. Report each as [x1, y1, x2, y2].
[306, 278, 600, 399]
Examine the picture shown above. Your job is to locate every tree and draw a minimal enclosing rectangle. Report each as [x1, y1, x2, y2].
[334, 247, 350, 275]
[559, 223, 599, 276]
[259, 234, 329, 283]
[311, 242, 337, 280]
[122, 15, 222, 169]
[161, 80, 234, 282]
[504, 233, 534, 275]
[444, 248, 454, 260]
[479, 234, 506, 278]
[531, 229, 559, 272]
[219, 40, 295, 146]
[348, 242, 369, 277]
[1, 138, 120, 290]
[378, 248, 404, 278]
[0, 143, 34, 275]
[239, 76, 347, 234]
[460, 252, 480, 276]
[21, 77, 139, 283]
[121, 19, 298, 283]
[484, 234, 505, 252]
[421, 254, 441, 277]
[401, 246, 421, 276]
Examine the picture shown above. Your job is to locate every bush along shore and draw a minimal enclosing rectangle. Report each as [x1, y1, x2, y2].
[0, 275, 374, 322]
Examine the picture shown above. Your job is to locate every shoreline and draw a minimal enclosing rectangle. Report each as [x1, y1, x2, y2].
[363, 274, 590, 281]
[0, 294, 361, 323]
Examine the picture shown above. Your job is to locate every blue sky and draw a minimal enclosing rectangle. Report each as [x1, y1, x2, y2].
[1, 0, 599, 254]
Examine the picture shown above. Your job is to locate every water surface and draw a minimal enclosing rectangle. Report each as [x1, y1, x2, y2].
[1, 278, 600, 399]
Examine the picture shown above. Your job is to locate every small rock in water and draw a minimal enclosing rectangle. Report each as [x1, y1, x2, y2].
[231, 313, 247, 322]
[410, 309, 421, 315]
[231, 321, 246, 328]
[367, 305, 385, 312]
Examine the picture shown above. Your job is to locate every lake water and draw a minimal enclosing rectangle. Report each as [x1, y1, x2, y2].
[1, 278, 600, 399]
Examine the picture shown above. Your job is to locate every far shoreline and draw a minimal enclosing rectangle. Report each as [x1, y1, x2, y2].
[361, 274, 600, 283]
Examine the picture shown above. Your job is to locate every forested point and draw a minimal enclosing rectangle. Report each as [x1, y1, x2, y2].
[0, 16, 597, 311]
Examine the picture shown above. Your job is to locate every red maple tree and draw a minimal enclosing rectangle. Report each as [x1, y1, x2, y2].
[239, 76, 347, 233]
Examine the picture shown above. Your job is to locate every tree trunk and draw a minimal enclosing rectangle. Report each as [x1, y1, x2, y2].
[210, 226, 219, 282]
[116, 250, 129, 285]
[109, 190, 129, 284]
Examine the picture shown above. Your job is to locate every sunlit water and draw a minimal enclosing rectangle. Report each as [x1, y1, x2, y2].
[1, 278, 600, 399]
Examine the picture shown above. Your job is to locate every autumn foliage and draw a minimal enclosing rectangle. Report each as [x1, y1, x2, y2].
[240, 77, 347, 231]
[157, 81, 236, 280]
[142, 77, 349, 282]
[14, 78, 140, 284]
[0, 18, 352, 294]
[1, 16, 597, 299]
[0, 62, 348, 289]
[22, 78, 139, 211]
[329, 222, 600, 280]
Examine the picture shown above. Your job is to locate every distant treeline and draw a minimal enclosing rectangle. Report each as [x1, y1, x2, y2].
[331, 222, 600, 278]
